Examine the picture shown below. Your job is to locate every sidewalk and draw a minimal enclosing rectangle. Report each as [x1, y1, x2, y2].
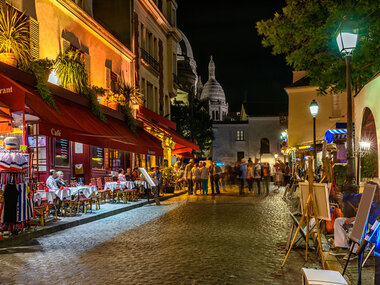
[0, 190, 186, 248]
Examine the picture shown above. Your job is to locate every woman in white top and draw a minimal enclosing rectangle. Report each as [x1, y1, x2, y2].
[200, 162, 209, 195]
[118, 169, 126, 182]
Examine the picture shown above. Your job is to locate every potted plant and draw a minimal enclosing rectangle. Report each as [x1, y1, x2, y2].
[55, 49, 87, 93]
[0, 6, 30, 67]
[162, 166, 177, 193]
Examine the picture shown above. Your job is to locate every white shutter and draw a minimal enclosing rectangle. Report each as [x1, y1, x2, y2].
[105, 67, 111, 89]
[84, 53, 90, 85]
[29, 18, 39, 60]
[61, 38, 70, 53]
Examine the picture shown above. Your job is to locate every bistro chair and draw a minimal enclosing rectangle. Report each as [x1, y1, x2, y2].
[113, 187, 123, 202]
[61, 198, 78, 217]
[75, 193, 92, 214]
[104, 176, 113, 183]
[33, 206, 47, 226]
[41, 198, 58, 220]
[97, 177, 112, 203]
[70, 179, 77, 187]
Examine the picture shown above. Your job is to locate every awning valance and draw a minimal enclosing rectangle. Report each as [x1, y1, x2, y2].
[324, 129, 347, 144]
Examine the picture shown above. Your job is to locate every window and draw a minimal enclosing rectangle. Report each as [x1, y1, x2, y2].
[236, 130, 244, 141]
[331, 93, 341, 118]
[92, 146, 104, 169]
[260, 138, 270, 154]
[55, 139, 69, 167]
[28, 134, 47, 172]
[147, 82, 154, 111]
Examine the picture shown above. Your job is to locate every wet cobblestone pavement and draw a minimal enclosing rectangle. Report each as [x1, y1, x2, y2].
[0, 187, 323, 284]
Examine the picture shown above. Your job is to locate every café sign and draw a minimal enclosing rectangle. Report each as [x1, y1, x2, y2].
[0, 86, 12, 94]
[51, 128, 61, 137]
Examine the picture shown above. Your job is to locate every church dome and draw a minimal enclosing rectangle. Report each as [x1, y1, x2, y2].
[200, 56, 226, 102]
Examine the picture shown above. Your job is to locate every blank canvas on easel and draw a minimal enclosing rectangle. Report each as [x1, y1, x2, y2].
[299, 182, 331, 221]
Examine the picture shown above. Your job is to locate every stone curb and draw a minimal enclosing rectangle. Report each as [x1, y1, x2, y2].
[0, 191, 186, 248]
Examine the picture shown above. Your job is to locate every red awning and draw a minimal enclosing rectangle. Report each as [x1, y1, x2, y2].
[0, 74, 163, 155]
[137, 106, 199, 153]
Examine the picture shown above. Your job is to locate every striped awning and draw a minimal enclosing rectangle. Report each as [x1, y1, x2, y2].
[324, 129, 347, 144]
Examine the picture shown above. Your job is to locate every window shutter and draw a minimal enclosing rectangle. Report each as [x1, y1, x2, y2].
[84, 53, 90, 85]
[61, 38, 70, 53]
[0, 0, 5, 9]
[105, 67, 111, 89]
[29, 17, 39, 60]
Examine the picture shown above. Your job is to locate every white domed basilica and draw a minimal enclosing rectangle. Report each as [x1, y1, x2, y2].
[200, 56, 229, 121]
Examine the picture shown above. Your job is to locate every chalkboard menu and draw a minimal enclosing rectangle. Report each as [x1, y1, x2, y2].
[92, 146, 104, 169]
[55, 139, 69, 166]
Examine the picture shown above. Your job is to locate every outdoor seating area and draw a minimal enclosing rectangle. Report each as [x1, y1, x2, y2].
[28, 177, 149, 227]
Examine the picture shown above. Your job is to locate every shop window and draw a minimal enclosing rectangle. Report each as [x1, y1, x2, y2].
[55, 138, 69, 167]
[237, 151, 244, 162]
[108, 149, 122, 171]
[92, 146, 104, 169]
[28, 135, 47, 172]
[236, 130, 244, 141]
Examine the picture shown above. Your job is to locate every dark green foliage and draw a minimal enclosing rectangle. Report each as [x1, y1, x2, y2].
[171, 99, 214, 156]
[361, 151, 377, 179]
[120, 104, 136, 134]
[82, 87, 106, 123]
[256, 0, 380, 95]
[27, 59, 57, 111]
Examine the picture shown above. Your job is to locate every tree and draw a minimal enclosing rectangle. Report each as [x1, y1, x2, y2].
[256, 0, 380, 95]
[171, 99, 214, 157]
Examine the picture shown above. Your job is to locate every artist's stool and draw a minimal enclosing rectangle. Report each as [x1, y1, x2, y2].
[301, 268, 347, 285]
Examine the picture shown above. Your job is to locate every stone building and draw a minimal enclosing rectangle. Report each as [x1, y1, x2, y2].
[212, 112, 285, 165]
[200, 56, 229, 121]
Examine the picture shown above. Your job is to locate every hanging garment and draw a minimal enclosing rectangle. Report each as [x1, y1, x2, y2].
[3, 183, 18, 223]
[17, 183, 31, 222]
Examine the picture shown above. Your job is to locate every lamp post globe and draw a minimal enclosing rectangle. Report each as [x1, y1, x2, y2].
[336, 19, 358, 193]
[309, 100, 319, 174]
[309, 100, 319, 117]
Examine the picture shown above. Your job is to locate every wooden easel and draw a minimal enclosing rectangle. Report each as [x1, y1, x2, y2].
[282, 158, 326, 269]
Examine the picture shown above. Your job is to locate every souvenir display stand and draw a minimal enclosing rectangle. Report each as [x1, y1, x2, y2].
[0, 137, 33, 235]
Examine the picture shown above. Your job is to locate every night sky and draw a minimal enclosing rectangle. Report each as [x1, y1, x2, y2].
[177, 1, 293, 115]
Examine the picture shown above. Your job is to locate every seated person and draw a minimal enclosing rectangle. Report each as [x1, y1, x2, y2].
[55, 171, 66, 188]
[118, 169, 126, 182]
[46, 169, 58, 189]
[125, 168, 134, 181]
[330, 182, 380, 259]
[132, 168, 140, 180]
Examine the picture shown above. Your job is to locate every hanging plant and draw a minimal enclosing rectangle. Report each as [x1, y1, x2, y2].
[26, 59, 57, 111]
[0, 5, 30, 67]
[83, 87, 106, 123]
[55, 49, 87, 93]
[120, 103, 136, 134]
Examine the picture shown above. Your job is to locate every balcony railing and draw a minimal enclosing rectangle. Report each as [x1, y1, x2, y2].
[173, 73, 179, 85]
[141, 48, 160, 73]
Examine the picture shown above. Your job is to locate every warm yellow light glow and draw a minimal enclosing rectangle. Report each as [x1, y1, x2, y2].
[48, 69, 59, 85]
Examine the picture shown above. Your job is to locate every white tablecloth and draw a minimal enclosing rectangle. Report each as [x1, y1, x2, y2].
[68, 186, 97, 198]
[35, 191, 56, 203]
[104, 181, 135, 191]
[53, 189, 71, 201]
[134, 180, 149, 189]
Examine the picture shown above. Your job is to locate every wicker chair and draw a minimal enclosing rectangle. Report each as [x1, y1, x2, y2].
[41, 198, 58, 220]
[33, 206, 47, 226]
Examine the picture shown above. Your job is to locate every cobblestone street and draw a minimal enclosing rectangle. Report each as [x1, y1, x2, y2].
[0, 188, 322, 284]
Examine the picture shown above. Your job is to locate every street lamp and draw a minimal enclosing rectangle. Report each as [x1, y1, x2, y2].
[309, 100, 319, 174]
[336, 20, 359, 192]
[357, 141, 371, 185]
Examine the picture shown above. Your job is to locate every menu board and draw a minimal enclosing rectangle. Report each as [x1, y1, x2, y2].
[92, 146, 104, 169]
[55, 139, 69, 166]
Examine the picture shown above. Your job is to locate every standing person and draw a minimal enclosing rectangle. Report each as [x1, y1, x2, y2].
[209, 160, 215, 194]
[247, 160, 254, 193]
[200, 162, 209, 195]
[239, 158, 247, 195]
[151, 166, 163, 196]
[46, 169, 58, 189]
[192, 163, 201, 195]
[263, 163, 271, 196]
[185, 159, 194, 195]
[213, 161, 223, 194]
[253, 159, 262, 195]
[284, 162, 291, 186]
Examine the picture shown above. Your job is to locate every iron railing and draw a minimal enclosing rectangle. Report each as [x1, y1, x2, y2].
[141, 48, 160, 73]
